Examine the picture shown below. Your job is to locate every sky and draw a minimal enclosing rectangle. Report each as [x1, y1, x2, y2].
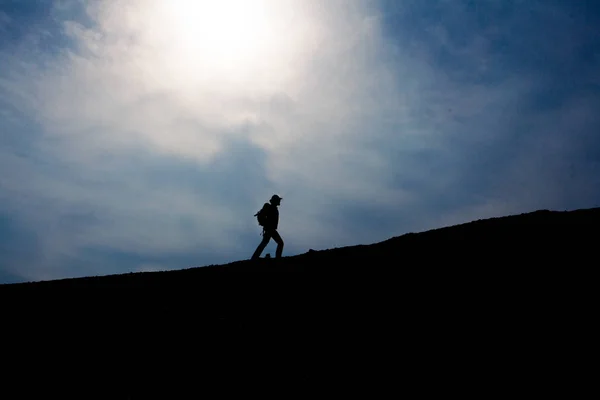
[1, 0, 599, 283]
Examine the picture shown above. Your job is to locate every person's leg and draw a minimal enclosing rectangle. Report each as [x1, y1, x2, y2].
[271, 230, 284, 258]
[251, 231, 272, 260]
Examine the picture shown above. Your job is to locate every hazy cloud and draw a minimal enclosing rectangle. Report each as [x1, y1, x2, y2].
[1, 0, 599, 282]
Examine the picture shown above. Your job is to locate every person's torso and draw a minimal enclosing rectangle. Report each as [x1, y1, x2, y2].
[266, 204, 279, 229]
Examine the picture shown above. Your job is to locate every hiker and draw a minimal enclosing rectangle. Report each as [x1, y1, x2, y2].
[251, 194, 284, 260]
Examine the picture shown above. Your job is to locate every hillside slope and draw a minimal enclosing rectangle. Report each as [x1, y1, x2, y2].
[1, 207, 596, 320]
[1, 207, 596, 392]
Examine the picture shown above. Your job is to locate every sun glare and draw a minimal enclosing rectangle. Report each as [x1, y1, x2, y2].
[159, 0, 274, 78]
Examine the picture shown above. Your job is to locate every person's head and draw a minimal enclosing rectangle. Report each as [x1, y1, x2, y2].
[270, 194, 282, 206]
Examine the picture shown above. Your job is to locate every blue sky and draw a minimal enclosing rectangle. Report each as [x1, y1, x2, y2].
[1, 0, 599, 283]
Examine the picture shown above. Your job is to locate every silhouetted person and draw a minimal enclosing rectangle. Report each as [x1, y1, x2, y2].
[252, 194, 284, 260]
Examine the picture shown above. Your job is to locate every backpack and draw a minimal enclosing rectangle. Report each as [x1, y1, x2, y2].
[254, 203, 269, 227]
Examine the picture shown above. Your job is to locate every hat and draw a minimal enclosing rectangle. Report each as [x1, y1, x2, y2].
[271, 194, 282, 202]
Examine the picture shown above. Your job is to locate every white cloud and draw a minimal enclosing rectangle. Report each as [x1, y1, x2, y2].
[1, 0, 599, 281]
[2, 0, 411, 276]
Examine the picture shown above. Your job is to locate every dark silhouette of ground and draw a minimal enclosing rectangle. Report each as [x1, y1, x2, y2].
[1, 207, 596, 393]
[2, 207, 596, 319]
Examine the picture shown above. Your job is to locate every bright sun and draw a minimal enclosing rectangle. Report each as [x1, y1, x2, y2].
[157, 0, 275, 79]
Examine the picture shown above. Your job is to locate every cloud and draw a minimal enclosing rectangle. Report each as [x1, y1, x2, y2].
[1, 0, 599, 282]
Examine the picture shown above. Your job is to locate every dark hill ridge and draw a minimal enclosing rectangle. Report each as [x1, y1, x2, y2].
[1, 207, 596, 323]
[1, 207, 596, 392]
